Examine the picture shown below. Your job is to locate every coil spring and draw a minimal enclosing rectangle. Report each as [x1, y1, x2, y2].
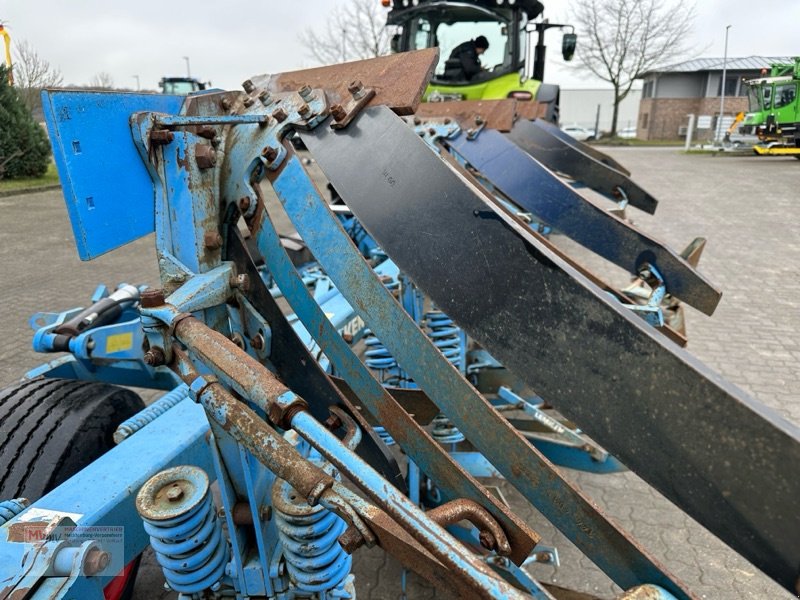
[273, 478, 352, 594]
[431, 414, 465, 444]
[137, 467, 229, 595]
[373, 425, 396, 447]
[0, 498, 28, 526]
[114, 384, 189, 444]
[424, 309, 463, 369]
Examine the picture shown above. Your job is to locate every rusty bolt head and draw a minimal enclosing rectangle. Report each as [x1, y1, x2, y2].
[428, 128, 436, 136]
[251, 334, 265, 350]
[140, 288, 166, 308]
[242, 79, 255, 94]
[166, 483, 184, 502]
[298, 102, 311, 117]
[204, 230, 223, 250]
[196, 125, 216, 140]
[238, 196, 251, 213]
[150, 129, 174, 145]
[143, 347, 166, 367]
[338, 526, 366, 553]
[444, 117, 452, 125]
[267, 404, 283, 426]
[330, 104, 347, 122]
[413, 117, 421, 125]
[478, 531, 497, 551]
[272, 107, 288, 123]
[195, 144, 217, 169]
[84, 548, 111, 576]
[243, 97, 255, 108]
[298, 84, 313, 100]
[261, 146, 279, 162]
[347, 80, 364, 97]
[258, 91, 273, 106]
[230, 273, 250, 291]
[341, 332, 354, 343]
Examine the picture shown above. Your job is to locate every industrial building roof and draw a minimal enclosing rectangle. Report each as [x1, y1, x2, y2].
[640, 56, 795, 77]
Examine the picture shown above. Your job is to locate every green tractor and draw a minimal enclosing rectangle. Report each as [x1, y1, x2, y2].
[741, 57, 800, 156]
[386, 0, 577, 121]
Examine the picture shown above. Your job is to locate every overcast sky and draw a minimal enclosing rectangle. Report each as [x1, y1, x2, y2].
[2, 0, 798, 91]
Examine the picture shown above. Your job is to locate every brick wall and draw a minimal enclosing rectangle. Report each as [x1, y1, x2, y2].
[638, 97, 748, 140]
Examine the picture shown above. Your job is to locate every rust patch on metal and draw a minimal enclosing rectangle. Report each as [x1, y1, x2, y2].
[416, 99, 519, 132]
[265, 48, 439, 116]
[516, 100, 549, 121]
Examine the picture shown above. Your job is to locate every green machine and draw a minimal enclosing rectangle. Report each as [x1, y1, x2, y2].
[386, 0, 576, 121]
[741, 57, 800, 156]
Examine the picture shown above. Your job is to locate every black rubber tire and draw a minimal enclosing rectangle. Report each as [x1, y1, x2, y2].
[0, 377, 145, 500]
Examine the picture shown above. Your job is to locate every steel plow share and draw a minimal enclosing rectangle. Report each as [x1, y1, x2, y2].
[299, 105, 800, 596]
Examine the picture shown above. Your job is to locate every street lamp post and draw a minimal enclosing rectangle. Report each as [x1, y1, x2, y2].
[133, 75, 140, 91]
[183, 56, 191, 78]
[718, 25, 731, 143]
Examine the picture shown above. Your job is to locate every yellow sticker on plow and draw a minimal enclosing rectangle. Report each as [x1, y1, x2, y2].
[105, 332, 134, 354]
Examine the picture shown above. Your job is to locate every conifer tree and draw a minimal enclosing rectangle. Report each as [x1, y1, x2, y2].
[0, 64, 51, 179]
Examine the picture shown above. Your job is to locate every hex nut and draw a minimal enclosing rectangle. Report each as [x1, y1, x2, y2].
[204, 231, 223, 250]
[195, 144, 217, 169]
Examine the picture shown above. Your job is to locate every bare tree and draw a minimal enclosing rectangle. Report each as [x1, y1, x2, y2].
[299, 0, 394, 65]
[89, 71, 115, 89]
[571, 0, 695, 135]
[12, 40, 63, 113]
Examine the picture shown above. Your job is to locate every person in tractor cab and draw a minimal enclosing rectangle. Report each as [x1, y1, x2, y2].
[443, 35, 489, 81]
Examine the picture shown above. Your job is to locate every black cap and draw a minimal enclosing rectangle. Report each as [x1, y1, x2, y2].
[474, 35, 489, 50]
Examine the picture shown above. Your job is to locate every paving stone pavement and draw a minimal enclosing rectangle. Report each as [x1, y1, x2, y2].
[0, 147, 797, 599]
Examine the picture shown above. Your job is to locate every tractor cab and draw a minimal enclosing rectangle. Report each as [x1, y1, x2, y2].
[159, 76, 207, 95]
[386, 0, 575, 109]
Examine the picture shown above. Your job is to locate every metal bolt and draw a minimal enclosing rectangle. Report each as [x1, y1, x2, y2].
[413, 117, 421, 125]
[166, 484, 184, 502]
[150, 129, 174, 145]
[299, 85, 313, 99]
[196, 125, 216, 140]
[204, 230, 223, 250]
[330, 104, 347, 122]
[230, 273, 250, 291]
[347, 80, 365, 99]
[140, 288, 166, 308]
[84, 549, 111, 576]
[220, 97, 232, 110]
[195, 144, 217, 169]
[251, 334, 265, 350]
[238, 196, 251, 213]
[272, 107, 288, 123]
[258, 91, 272, 106]
[428, 128, 436, 136]
[341, 332, 353, 343]
[243, 97, 255, 108]
[261, 146, 279, 162]
[479, 530, 497, 551]
[143, 347, 166, 367]
[444, 118, 452, 124]
[337, 526, 366, 553]
[298, 102, 311, 117]
[242, 79, 255, 94]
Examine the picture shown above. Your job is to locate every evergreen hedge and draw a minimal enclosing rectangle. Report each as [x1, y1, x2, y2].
[0, 65, 51, 179]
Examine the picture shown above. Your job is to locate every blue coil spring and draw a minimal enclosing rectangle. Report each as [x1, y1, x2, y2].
[424, 310, 462, 369]
[0, 498, 28, 526]
[431, 414, 466, 444]
[274, 481, 352, 594]
[140, 488, 229, 594]
[114, 384, 189, 444]
[373, 425, 396, 447]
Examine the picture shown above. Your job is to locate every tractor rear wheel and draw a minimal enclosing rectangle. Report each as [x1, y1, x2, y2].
[0, 377, 145, 599]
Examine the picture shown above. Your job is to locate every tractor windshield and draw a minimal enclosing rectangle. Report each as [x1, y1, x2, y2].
[403, 6, 519, 82]
[748, 85, 764, 112]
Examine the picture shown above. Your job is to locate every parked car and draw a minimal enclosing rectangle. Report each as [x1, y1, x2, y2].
[617, 126, 638, 139]
[561, 125, 596, 141]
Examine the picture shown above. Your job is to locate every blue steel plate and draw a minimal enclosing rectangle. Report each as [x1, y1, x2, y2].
[42, 90, 184, 260]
